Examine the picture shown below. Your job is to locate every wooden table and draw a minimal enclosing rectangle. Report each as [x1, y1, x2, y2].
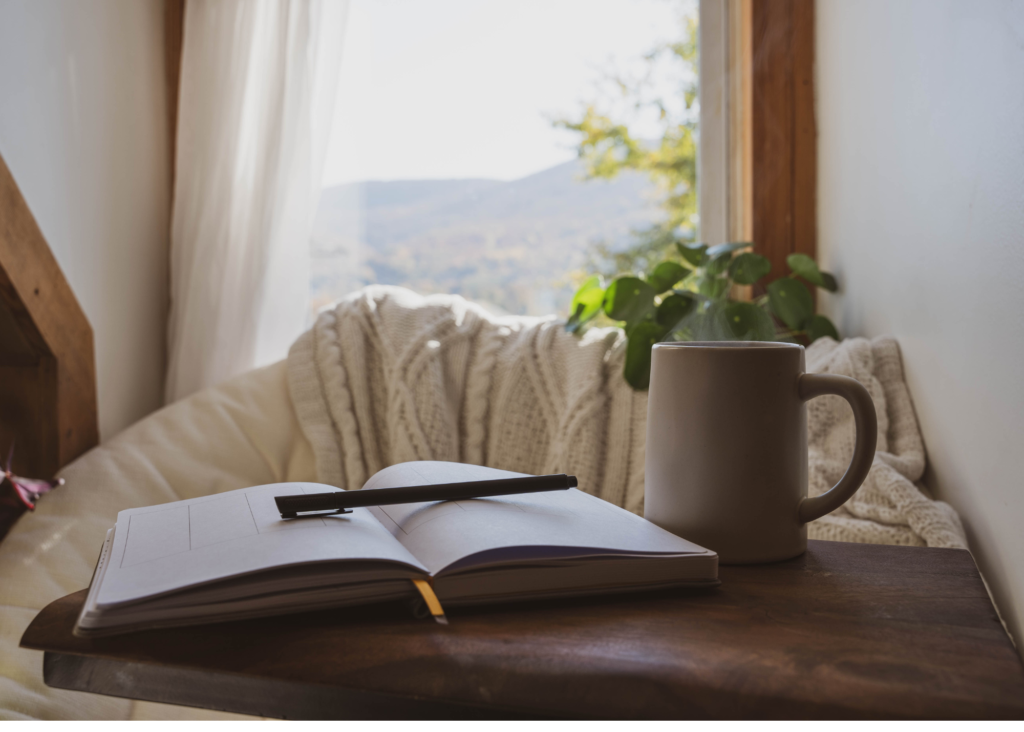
[20, 540, 1024, 719]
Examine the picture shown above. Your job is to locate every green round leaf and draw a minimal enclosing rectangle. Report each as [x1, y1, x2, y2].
[565, 275, 605, 333]
[705, 249, 733, 276]
[655, 292, 696, 328]
[698, 273, 730, 300]
[722, 301, 776, 340]
[571, 275, 604, 318]
[623, 320, 665, 390]
[648, 261, 689, 294]
[820, 271, 839, 293]
[706, 241, 752, 259]
[603, 276, 656, 327]
[574, 274, 602, 295]
[786, 253, 825, 288]
[728, 253, 772, 285]
[805, 314, 840, 342]
[676, 242, 708, 267]
[767, 277, 814, 330]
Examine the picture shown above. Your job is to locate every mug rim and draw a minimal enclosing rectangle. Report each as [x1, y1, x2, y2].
[652, 341, 803, 350]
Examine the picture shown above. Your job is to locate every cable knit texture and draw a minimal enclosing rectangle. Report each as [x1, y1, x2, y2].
[804, 335, 967, 548]
[288, 286, 966, 549]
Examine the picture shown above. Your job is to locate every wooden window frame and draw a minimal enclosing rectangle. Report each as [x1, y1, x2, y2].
[699, 0, 815, 281]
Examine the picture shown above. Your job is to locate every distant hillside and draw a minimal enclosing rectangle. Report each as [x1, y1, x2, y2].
[309, 159, 662, 316]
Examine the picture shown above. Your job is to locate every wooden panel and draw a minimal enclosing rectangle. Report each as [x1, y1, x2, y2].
[791, 0, 816, 265]
[22, 542, 1024, 719]
[0, 152, 98, 537]
[751, 0, 816, 282]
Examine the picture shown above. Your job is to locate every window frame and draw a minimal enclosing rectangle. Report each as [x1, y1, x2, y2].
[698, 0, 815, 282]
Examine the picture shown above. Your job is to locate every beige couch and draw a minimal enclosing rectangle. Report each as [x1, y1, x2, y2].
[0, 361, 312, 720]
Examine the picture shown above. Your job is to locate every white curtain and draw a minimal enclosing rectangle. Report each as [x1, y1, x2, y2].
[166, 0, 349, 402]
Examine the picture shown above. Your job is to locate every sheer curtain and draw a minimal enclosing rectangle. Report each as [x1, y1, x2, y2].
[166, 0, 348, 402]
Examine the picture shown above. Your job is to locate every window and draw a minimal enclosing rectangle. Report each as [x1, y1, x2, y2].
[310, 0, 700, 319]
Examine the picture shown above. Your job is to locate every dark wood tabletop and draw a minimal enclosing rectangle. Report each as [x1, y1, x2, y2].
[20, 540, 1024, 720]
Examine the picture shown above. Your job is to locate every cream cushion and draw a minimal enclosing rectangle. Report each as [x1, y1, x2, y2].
[0, 361, 315, 720]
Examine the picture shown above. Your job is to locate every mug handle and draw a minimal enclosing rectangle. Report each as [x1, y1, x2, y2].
[796, 373, 878, 524]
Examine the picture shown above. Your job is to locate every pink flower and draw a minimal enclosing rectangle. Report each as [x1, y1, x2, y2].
[3, 445, 63, 511]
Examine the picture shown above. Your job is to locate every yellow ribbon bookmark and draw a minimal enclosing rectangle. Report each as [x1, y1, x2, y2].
[412, 579, 448, 625]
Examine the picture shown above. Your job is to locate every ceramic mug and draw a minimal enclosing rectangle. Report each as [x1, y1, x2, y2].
[644, 341, 877, 564]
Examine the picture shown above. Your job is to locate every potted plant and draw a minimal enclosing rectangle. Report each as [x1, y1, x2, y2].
[565, 242, 840, 389]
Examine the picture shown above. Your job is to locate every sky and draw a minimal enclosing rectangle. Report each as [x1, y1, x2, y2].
[320, 0, 694, 186]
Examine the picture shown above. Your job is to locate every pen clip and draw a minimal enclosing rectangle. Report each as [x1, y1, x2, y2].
[280, 508, 354, 520]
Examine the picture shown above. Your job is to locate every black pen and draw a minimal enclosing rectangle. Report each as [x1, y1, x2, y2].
[275, 473, 578, 519]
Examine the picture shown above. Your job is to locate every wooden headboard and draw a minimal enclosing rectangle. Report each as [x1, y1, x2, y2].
[0, 151, 98, 537]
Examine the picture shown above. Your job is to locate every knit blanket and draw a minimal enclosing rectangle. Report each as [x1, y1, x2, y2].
[288, 286, 966, 549]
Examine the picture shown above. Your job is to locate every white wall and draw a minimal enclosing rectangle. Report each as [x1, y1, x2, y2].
[0, 0, 170, 440]
[817, 0, 1024, 649]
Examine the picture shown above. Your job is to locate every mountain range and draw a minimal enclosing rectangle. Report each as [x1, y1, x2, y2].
[309, 159, 662, 316]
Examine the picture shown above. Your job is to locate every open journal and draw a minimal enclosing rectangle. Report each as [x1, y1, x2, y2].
[76, 461, 718, 636]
